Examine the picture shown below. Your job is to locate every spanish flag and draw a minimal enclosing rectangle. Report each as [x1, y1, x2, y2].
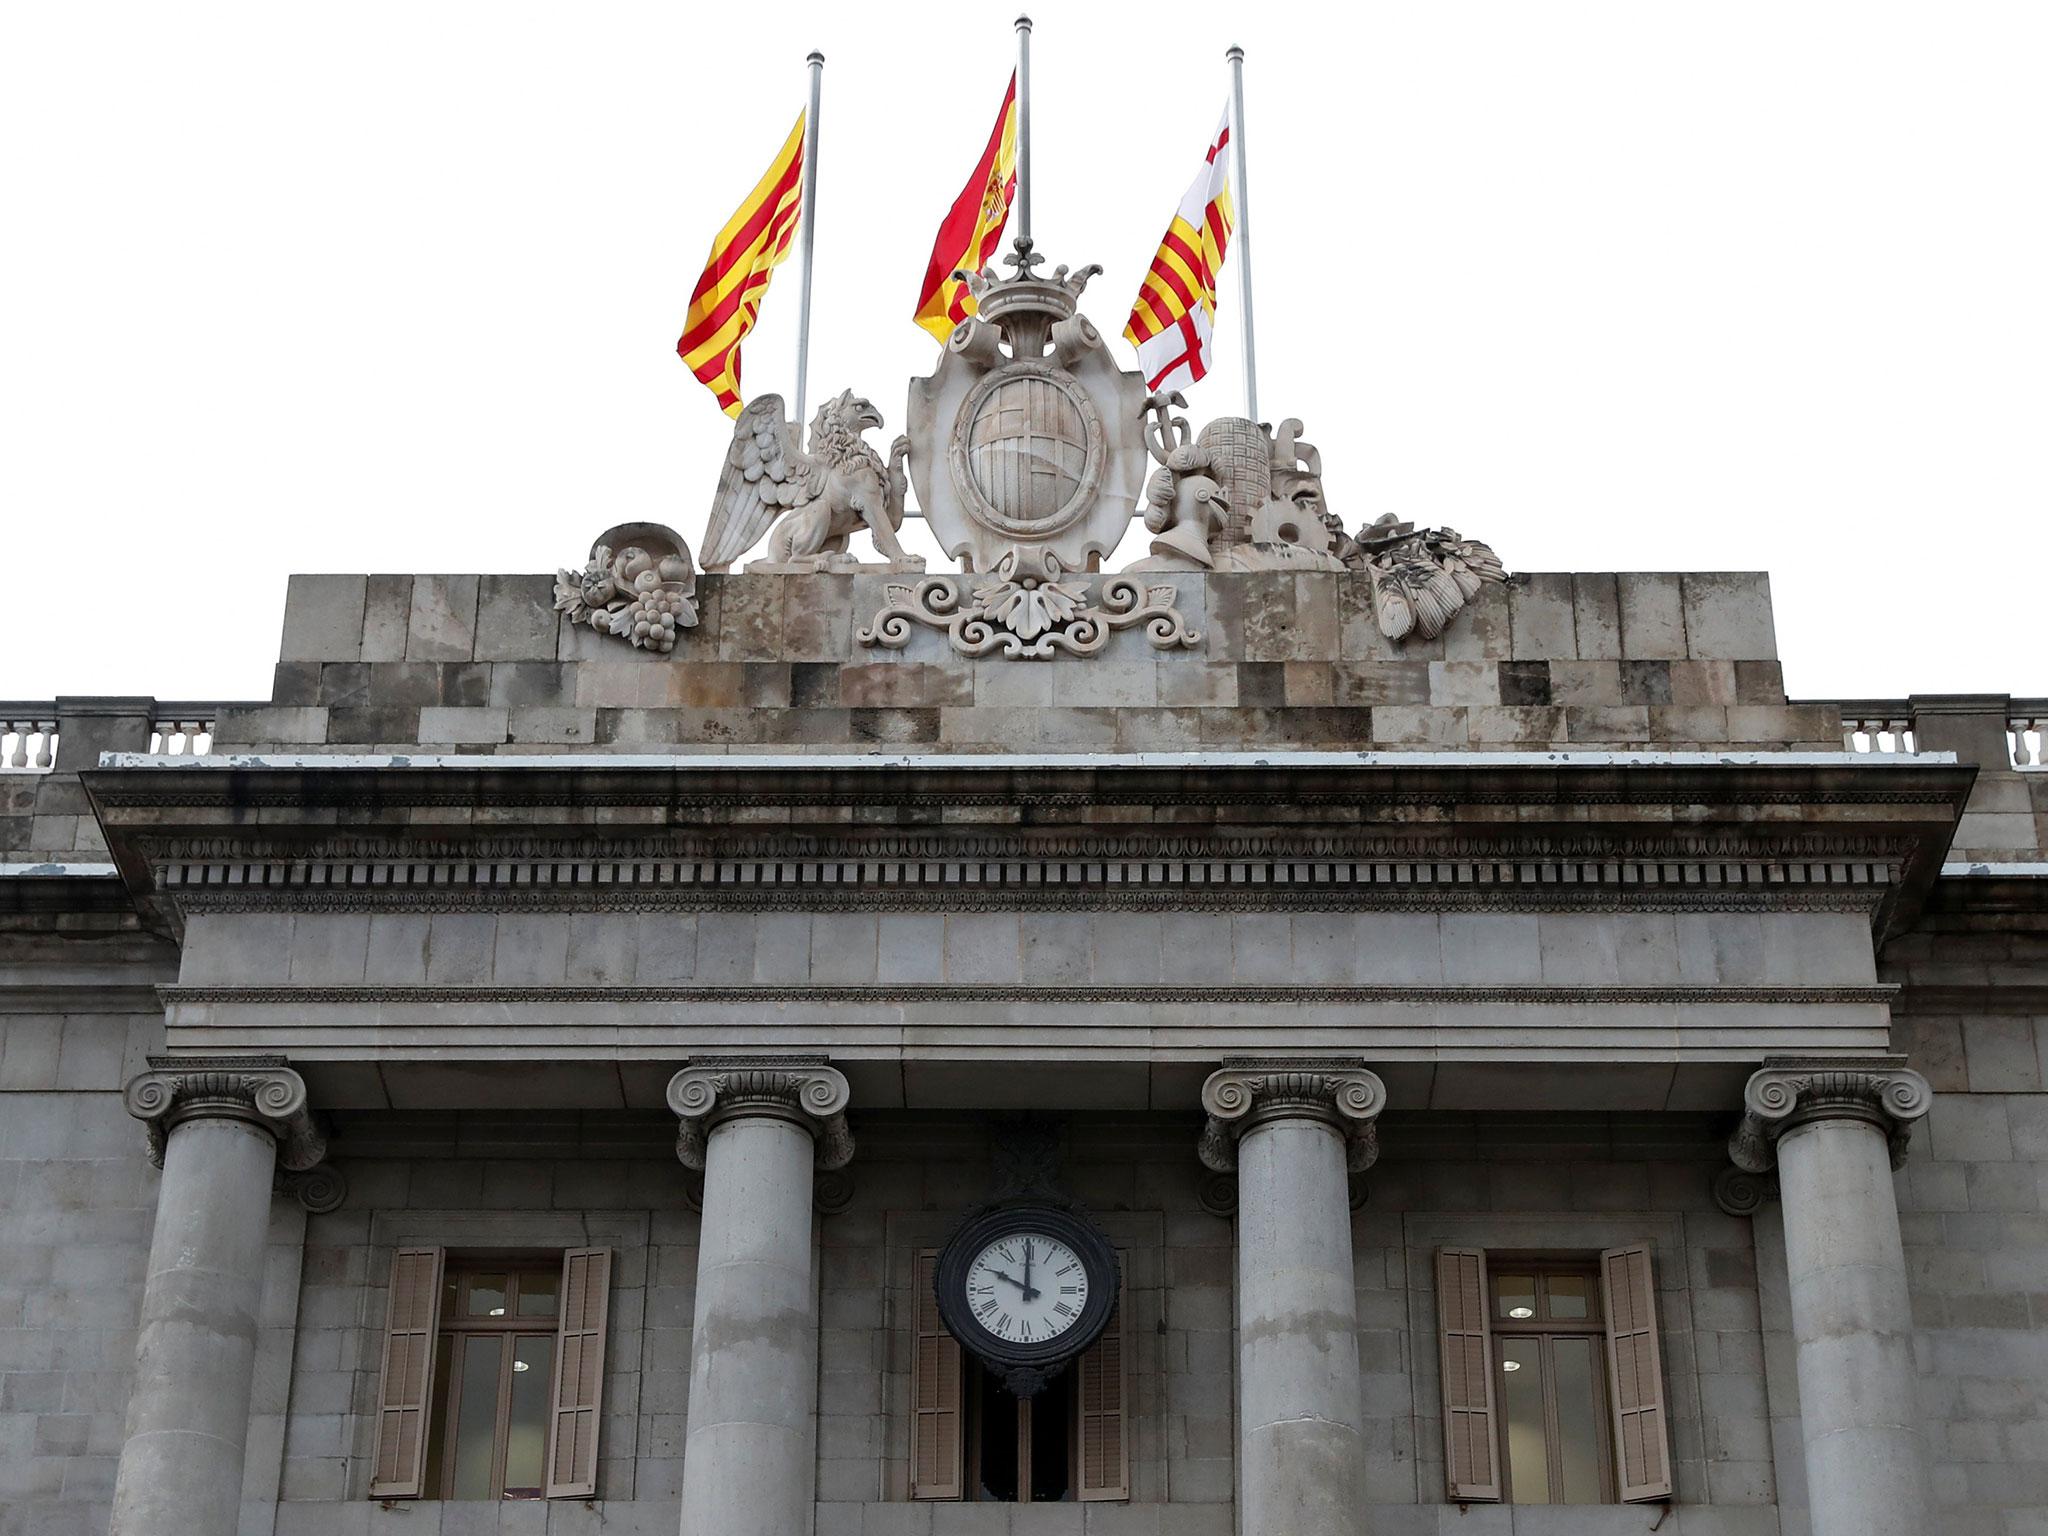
[912, 74, 1019, 341]
[678, 112, 806, 416]
[1124, 109, 1235, 394]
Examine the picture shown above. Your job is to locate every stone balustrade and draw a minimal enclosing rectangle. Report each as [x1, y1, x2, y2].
[1830, 693, 2048, 770]
[0, 706, 59, 771]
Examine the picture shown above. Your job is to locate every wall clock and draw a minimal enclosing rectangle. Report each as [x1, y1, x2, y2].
[933, 1203, 1119, 1396]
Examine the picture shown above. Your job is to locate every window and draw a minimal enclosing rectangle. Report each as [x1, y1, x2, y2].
[911, 1249, 1128, 1502]
[1436, 1244, 1671, 1505]
[369, 1247, 611, 1502]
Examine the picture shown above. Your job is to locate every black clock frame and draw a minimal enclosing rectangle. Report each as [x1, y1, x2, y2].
[933, 1203, 1120, 1398]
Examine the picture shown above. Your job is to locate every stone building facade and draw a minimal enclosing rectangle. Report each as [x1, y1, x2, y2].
[2, 566, 2044, 1536]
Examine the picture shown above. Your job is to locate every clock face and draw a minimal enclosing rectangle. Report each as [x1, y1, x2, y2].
[933, 1204, 1120, 1384]
[963, 1232, 1090, 1346]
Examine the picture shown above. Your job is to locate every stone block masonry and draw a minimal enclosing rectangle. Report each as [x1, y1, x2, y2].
[228, 571, 1819, 755]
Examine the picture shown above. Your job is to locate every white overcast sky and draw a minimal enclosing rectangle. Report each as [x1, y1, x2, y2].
[2, 2, 2043, 701]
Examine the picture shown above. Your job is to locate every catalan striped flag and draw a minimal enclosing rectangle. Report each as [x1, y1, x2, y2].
[677, 112, 806, 417]
[1124, 109, 1235, 394]
[912, 74, 1019, 341]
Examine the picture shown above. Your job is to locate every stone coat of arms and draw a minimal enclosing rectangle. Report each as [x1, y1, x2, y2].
[905, 246, 1149, 576]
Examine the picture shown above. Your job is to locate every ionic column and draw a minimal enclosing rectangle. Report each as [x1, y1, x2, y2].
[1201, 1058, 1385, 1536]
[669, 1057, 853, 1536]
[110, 1055, 328, 1536]
[1729, 1057, 1935, 1536]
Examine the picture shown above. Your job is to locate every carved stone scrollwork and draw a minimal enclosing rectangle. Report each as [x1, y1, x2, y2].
[123, 1054, 327, 1172]
[666, 1056, 854, 1172]
[1198, 1058, 1388, 1175]
[1727, 1056, 1933, 1175]
[857, 548, 1201, 660]
[276, 1163, 349, 1215]
[1710, 1164, 1778, 1218]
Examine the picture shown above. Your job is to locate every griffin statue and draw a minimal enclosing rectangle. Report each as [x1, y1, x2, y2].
[698, 390, 924, 573]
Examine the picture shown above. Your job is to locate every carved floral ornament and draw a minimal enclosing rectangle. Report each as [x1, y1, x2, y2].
[1198, 1058, 1388, 1175]
[562, 244, 1508, 658]
[666, 1057, 854, 1172]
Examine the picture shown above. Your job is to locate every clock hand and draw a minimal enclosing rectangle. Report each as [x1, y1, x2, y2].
[987, 1269, 1028, 1293]
[1022, 1240, 1037, 1301]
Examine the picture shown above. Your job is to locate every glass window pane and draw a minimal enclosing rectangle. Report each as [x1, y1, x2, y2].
[466, 1274, 509, 1318]
[450, 1334, 504, 1500]
[516, 1269, 559, 1318]
[1495, 1273, 1538, 1321]
[502, 1336, 554, 1498]
[1500, 1337, 1550, 1503]
[1551, 1337, 1605, 1503]
[1546, 1274, 1592, 1320]
[421, 1330, 454, 1496]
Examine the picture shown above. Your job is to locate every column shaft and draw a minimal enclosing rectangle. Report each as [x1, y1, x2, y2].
[1235, 1116, 1367, 1536]
[678, 1113, 819, 1536]
[1777, 1116, 1932, 1536]
[108, 1117, 278, 1536]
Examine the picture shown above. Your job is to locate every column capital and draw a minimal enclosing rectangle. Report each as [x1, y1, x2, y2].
[1199, 1057, 1387, 1174]
[123, 1054, 327, 1172]
[667, 1056, 854, 1172]
[1728, 1055, 1932, 1174]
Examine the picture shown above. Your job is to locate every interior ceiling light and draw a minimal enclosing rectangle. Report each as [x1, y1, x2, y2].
[1508, 1306, 1535, 1318]
[1501, 1359, 1522, 1372]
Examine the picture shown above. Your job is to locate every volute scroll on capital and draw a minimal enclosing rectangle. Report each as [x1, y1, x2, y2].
[666, 1056, 855, 1172]
[1727, 1056, 1933, 1174]
[123, 1054, 328, 1173]
[1199, 1058, 1388, 1174]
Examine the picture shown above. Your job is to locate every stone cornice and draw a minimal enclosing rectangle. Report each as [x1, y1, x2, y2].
[666, 1057, 854, 1172]
[122, 1054, 328, 1173]
[162, 982, 1901, 1008]
[1727, 1056, 1933, 1174]
[1199, 1058, 1389, 1174]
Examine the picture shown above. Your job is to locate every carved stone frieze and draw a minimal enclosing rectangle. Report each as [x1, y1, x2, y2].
[856, 549, 1200, 659]
[123, 1054, 327, 1172]
[1199, 1058, 1388, 1174]
[666, 1056, 854, 1172]
[1727, 1056, 1933, 1174]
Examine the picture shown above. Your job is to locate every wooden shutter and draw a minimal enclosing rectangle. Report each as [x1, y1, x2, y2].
[544, 1246, 613, 1499]
[1436, 1246, 1501, 1501]
[1601, 1243, 1673, 1502]
[1076, 1267, 1130, 1501]
[910, 1249, 963, 1500]
[369, 1245, 444, 1498]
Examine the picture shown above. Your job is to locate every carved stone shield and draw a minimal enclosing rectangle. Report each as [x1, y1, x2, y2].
[906, 261, 1147, 573]
[953, 365, 1103, 538]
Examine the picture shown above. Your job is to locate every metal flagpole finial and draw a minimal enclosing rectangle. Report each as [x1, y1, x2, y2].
[1015, 14, 1032, 32]
[807, 49, 824, 66]
[1226, 44, 1243, 62]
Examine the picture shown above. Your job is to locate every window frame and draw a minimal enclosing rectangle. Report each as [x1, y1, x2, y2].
[424, 1255, 566, 1502]
[1485, 1256, 1617, 1505]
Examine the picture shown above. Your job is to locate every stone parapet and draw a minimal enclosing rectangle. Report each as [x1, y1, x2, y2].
[210, 569, 1828, 756]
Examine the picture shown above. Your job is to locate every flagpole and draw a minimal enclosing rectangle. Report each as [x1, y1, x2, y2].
[794, 50, 824, 429]
[1014, 15, 1033, 247]
[1226, 44, 1258, 422]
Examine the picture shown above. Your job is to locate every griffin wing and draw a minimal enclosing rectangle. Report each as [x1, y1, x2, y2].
[701, 394, 822, 572]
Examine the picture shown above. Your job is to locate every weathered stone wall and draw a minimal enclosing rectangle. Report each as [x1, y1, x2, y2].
[0, 1002, 160, 1536]
[1884, 921, 2048, 1536]
[225, 570, 1821, 754]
